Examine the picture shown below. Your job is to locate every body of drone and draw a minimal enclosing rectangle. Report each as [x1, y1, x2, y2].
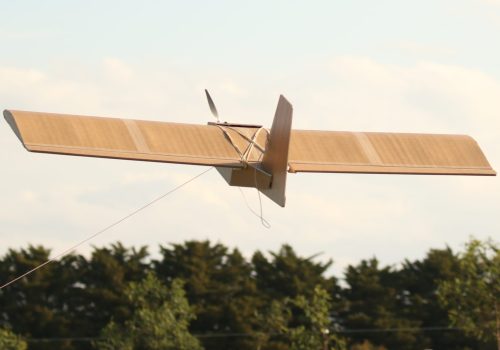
[4, 92, 495, 207]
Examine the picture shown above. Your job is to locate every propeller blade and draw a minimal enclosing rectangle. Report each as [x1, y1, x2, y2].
[205, 89, 219, 121]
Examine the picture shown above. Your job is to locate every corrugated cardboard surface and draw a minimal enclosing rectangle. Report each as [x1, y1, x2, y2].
[288, 130, 495, 175]
[4, 110, 250, 167]
[261, 95, 293, 207]
[4, 110, 495, 176]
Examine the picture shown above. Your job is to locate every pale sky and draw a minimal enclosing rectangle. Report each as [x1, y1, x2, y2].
[1, 1, 499, 276]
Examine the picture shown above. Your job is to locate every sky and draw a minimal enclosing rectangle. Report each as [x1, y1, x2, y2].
[1, 0, 499, 277]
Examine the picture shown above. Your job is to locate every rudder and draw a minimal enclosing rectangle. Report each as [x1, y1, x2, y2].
[261, 95, 293, 207]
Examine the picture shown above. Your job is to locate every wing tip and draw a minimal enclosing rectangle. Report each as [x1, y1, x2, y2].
[3, 109, 25, 145]
[462, 134, 496, 174]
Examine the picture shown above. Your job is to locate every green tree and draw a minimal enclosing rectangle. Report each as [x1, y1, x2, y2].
[289, 285, 346, 350]
[348, 340, 386, 350]
[95, 272, 202, 350]
[250, 285, 346, 350]
[79, 242, 150, 338]
[154, 240, 259, 350]
[438, 238, 500, 349]
[252, 245, 336, 300]
[398, 247, 479, 349]
[250, 246, 342, 350]
[0, 328, 27, 350]
[341, 258, 419, 350]
[0, 246, 85, 350]
[252, 300, 291, 350]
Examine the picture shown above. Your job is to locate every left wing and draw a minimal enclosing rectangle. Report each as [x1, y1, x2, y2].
[4, 110, 266, 168]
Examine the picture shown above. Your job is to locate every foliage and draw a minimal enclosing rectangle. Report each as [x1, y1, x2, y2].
[81, 243, 150, 335]
[252, 245, 336, 300]
[252, 299, 291, 350]
[341, 258, 420, 350]
[0, 245, 85, 350]
[289, 285, 347, 350]
[349, 340, 386, 350]
[397, 247, 479, 349]
[438, 238, 500, 348]
[154, 240, 261, 349]
[0, 239, 493, 350]
[95, 273, 202, 350]
[0, 328, 27, 350]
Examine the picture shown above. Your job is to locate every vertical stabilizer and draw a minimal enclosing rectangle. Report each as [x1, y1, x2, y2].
[261, 95, 293, 207]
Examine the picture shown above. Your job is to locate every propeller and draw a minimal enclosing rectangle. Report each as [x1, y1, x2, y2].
[205, 89, 220, 123]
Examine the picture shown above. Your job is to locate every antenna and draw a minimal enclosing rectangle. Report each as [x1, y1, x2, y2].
[205, 89, 220, 123]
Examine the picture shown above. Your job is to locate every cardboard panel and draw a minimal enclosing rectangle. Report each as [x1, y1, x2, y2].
[4, 110, 249, 167]
[261, 95, 293, 207]
[288, 130, 495, 175]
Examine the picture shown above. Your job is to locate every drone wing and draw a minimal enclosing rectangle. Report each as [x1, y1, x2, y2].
[288, 130, 495, 176]
[4, 109, 254, 168]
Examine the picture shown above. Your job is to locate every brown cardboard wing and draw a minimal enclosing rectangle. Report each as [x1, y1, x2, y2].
[4, 109, 496, 178]
[4, 110, 268, 168]
[288, 130, 495, 176]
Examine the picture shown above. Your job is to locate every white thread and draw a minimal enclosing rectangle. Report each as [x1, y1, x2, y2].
[215, 125, 271, 228]
[252, 150, 271, 228]
[238, 187, 271, 229]
[216, 125, 245, 160]
[226, 126, 268, 156]
[216, 125, 269, 165]
[242, 127, 268, 162]
[0, 167, 214, 290]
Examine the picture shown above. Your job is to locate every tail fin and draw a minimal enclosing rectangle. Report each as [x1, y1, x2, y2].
[261, 95, 293, 207]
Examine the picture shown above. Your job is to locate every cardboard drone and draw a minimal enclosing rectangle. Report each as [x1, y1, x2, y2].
[3, 92, 495, 207]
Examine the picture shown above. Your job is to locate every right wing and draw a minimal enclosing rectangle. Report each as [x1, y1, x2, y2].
[288, 130, 495, 176]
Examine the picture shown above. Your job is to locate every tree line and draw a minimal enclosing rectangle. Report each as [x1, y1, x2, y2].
[0, 238, 498, 350]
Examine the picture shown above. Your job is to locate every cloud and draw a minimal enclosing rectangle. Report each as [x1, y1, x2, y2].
[394, 41, 455, 57]
[322, 56, 500, 135]
[103, 57, 134, 82]
[0, 66, 103, 113]
[0, 30, 49, 40]
[0, 67, 45, 84]
[1, 56, 499, 275]
[482, 0, 500, 5]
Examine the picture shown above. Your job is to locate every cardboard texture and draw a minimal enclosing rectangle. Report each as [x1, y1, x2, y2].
[261, 95, 293, 207]
[288, 130, 495, 176]
[4, 100, 496, 207]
